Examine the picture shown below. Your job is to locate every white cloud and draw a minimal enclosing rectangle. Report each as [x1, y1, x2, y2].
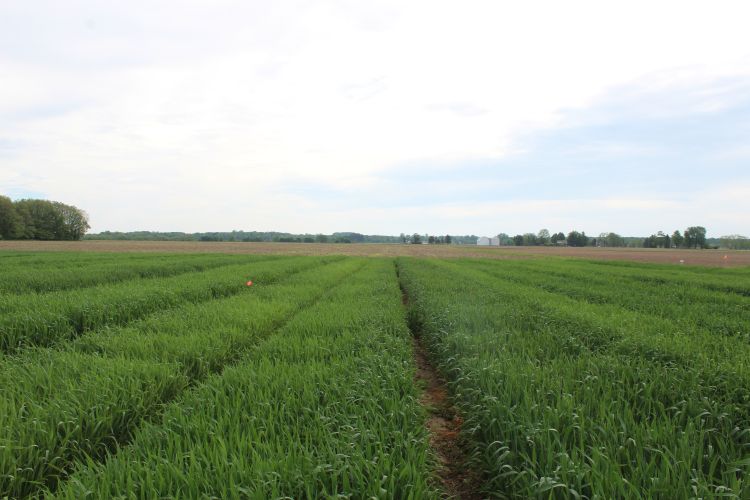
[299, 192, 746, 237]
[1, 1, 749, 233]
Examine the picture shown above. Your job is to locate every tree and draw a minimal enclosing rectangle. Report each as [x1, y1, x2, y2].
[671, 230, 684, 248]
[52, 201, 90, 240]
[1, 197, 89, 241]
[411, 233, 422, 244]
[13, 199, 64, 240]
[496, 233, 513, 246]
[598, 232, 624, 247]
[512, 234, 524, 246]
[684, 226, 707, 249]
[428, 235, 436, 244]
[719, 235, 750, 250]
[662, 232, 671, 249]
[550, 232, 566, 245]
[644, 231, 672, 249]
[537, 229, 550, 245]
[445, 234, 452, 244]
[605, 232, 625, 247]
[567, 230, 588, 247]
[522, 233, 538, 246]
[12, 202, 36, 239]
[0, 195, 23, 239]
[655, 231, 670, 249]
[315, 234, 329, 243]
[332, 232, 364, 243]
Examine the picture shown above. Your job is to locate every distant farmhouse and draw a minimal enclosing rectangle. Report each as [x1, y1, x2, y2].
[477, 236, 500, 246]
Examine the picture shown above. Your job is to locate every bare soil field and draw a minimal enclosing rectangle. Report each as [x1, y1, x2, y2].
[491, 245, 750, 267]
[1, 240, 748, 267]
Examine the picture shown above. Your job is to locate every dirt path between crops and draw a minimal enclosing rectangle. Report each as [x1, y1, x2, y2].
[400, 289, 484, 499]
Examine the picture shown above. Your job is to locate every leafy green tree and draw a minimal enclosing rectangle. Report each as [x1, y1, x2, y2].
[445, 235, 452, 244]
[599, 232, 625, 247]
[671, 230, 684, 248]
[332, 232, 364, 243]
[605, 232, 625, 247]
[13, 199, 63, 240]
[52, 201, 90, 240]
[644, 231, 674, 249]
[411, 233, 422, 244]
[537, 229, 550, 245]
[12, 203, 36, 239]
[512, 234, 524, 246]
[684, 226, 707, 249]
[655, 231, 670, 249]
[550, 232, 566, 244]
[522, 233, 538, 246]
[0, 195, 23, 239]
[496, 233, 513, 245]
[2, 198, 89, 241]
[567, 230, 588, 247]
[719, 235, 750, 250]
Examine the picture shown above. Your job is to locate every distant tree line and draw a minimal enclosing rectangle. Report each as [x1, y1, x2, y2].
[0, 196, 89, 241]
[56, 221, 750, 251]
[719, 235, 750, 250]
[642, 227, 707, 249]
[87, 230, 480, 245]
[86, 230, 418, 243]
[495, 226, 727, 249]
[87, 231, 403, 244]
[400, 233, 459, 245]
[501, 229, 598, 247]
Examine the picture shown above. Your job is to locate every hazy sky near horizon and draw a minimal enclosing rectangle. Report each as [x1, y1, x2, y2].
[1, 1, 749, 236]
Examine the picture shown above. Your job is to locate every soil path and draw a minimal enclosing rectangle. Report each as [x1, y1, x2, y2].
[401, 289, 484, 499]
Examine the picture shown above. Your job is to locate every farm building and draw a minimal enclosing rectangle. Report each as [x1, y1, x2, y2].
[477, 236, 500, 246]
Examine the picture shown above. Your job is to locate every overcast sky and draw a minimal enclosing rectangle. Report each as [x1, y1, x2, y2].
[1, 1, 749, 236]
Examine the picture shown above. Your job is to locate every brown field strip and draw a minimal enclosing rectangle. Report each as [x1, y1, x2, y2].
[1, 240, 749, 267]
